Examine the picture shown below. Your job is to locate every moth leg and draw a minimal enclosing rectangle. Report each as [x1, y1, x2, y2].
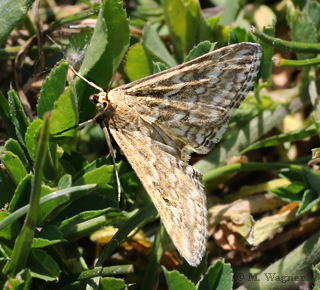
[101, 120, 122, 202]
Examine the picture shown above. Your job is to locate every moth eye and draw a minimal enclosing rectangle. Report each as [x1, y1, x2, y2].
[96, 103, 105, 112]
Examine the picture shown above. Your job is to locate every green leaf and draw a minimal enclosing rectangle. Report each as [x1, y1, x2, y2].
[37, 59, 69, 119]
[9, 174, 32, 213]
[270, 182, 306, 203]
[37, 186, 59, 223]
[142, 23, 177, 68]
[298, 189, 320, 214]
[58, 174, 72, 189]
[287, 8, 319, 60]
[0, 211, 20, 244]
[75, 0, 130, 122]
[0, 0, 34, 44]
[0, 151, 28, 186]
[184, 41, 216, 63]
[32, 226, 65, 248]
[179, 253, 208, 285]
[27, 248, 60, 281]
[228, 26, 256, 44]
[73, 165, 116, 198]
[241, 228, 320, 289]
[126, 23, 178, 81]
[25, 119, 43, 161]
[71, 158, 130, 192]
[25, 119, 56, 181]
[125, 43, 156, 81]
[37, 186, 96, 223]
[197, 260, 223, 290]
[99, 277, 127, 290]
[3, 268, 32, 290]
[197, 260, 233, 290]
[5, 139, 30, 172]
[49, 4, 100, 28]
[278, 169, 305, 184]
[161, 0, 211, 62]
[313, 262, 320, 289]
[302, 168, 320, 193]
[120, 170, 148, 203]
[72, 151, 111, 177]
[162, 267, 196, 290]
[61, 281, 88, 290]
[307, 1, 320, 32]
[221, 0, 244, 26]
[292, 0, 305, 10]
[56, 208, 113, 240]
[50, 86, 78, 137]
[8, 87, 29, 146]
[212, 261, 233, 290]
[49, 86, 78, 154]
[153, 62, 170, 73]
[59, 151, 89, 178]
[0, 167, 16, 208]
[0, 91, 18, 140]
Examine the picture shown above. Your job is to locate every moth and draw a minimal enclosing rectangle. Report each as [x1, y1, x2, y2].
[86, 42, 262, 267]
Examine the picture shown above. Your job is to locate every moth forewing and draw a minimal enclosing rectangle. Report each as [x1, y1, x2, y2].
[91, 42, 262, 266]
[113, 43, 262, 158]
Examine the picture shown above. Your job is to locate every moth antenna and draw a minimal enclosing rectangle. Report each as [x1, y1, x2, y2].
[69, 65, 104, 92]
[46, 34, 63, 51]
[101, 120, 122, 201]
[50, 119, 96, 136]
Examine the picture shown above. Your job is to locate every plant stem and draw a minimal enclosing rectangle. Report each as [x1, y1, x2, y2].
[252, 26, 320, 53]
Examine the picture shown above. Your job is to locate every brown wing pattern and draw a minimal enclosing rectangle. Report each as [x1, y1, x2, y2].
[108, 100, 207, 266]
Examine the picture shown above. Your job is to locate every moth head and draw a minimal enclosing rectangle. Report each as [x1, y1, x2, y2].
[90, 92, 108, 114]
[90, 91, 117, 122]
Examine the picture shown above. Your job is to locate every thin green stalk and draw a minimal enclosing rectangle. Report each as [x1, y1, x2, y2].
[2, 113, 50, 277]
[78, 265, 134, 279]
[239, 124, 317, 155]
[252, 26, 320, 53]
[141, 223, 169, 290]
[273, 57, 320, 67]
[203, 162, 303, 184]
[22, 14, 36, 37]
[259, 25, 274, 82]
[49, 5, 100, 28]
[44, 265, 134, 290]
[0, 184, 96, 231]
